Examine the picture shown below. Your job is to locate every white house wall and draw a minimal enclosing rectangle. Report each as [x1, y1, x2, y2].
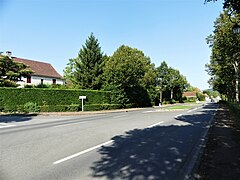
[17, 75, 64, 87]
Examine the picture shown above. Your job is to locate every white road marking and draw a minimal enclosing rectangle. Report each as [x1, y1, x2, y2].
[174, 114, 183, 119]
[147, 121, 164, 128]
[187, 106, 203, 113]
[53, 120, 166, 165]
[0, 124, 16, 129]
[142, 111, 153, 113]
[187, 107, 198, 113]
[53, 140, 114, 165]
[54, 121, 87, 128]
[113, 115, 127, 119]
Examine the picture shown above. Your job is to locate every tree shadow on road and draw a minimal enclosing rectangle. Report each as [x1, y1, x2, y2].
[0, 114, 37, 123]
[90, 104, 217, 180]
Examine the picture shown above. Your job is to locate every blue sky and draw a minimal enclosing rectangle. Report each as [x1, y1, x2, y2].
[0, 0, 223, 90]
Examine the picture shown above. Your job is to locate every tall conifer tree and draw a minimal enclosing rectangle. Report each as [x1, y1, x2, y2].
[64, 33, 104, 89]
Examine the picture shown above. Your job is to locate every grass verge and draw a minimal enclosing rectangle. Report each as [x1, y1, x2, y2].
[162, 105, 192, 110]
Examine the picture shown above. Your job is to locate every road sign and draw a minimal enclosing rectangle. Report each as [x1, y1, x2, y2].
[79, 96, 86, 99]
[79, 96, 87, 111]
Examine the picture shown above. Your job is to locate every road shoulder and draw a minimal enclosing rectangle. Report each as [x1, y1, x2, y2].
[195, 103, 240, 179]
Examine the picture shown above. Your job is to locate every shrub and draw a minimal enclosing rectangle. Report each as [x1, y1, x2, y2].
[170, 99, 176, 104]
[23, 102, 40, 113]
[35, 83, 51, 88]
[196, 92, 206, 101]
[228, 102, 240, 122]
[24, 84, 35, 88]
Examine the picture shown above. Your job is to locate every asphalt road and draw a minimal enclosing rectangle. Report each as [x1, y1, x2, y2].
[0, 103, 218, 180]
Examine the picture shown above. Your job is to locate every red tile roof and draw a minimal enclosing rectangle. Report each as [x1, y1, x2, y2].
[13, 57, 62, 79]
[183, 92, 197, 97]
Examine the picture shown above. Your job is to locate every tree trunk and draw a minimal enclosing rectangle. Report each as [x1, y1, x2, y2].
[159, 89, 163, 106]
[171, 88, 173, 100]
[233, 61, 239, 103]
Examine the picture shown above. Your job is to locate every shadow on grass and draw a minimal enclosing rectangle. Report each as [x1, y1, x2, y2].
[0, 114, 37, 123]
[90, 103, 218, 180]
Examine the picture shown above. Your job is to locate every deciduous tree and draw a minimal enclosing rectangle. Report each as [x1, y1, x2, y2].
[103, 45, 156, 107]
[0, 56, 32, 87]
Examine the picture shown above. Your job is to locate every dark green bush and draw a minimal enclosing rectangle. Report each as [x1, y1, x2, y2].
[228, 102, 240, 121]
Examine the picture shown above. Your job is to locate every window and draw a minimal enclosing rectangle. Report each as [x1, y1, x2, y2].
[52, 79, 56, 85]
[27, 76, 31, 83]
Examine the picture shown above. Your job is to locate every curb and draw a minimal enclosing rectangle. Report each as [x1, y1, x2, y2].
[0, 107, 145, 116]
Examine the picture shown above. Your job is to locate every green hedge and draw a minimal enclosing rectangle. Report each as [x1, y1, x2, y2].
[228, 102, 240, 121]
[0, 88, 116, 112]
[84, 104, 122, 111]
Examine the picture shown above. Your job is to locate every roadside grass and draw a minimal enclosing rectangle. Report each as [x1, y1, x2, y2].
[162, 105, 192, 110]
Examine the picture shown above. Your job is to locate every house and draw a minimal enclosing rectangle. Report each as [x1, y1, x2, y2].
[183, 91, 197, 102]
[5, 51, 64, 87]
[183, 92, 197, 98]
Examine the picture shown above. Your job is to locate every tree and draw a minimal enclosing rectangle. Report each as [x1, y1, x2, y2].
[205, 0, 240, 14]
[63, 58, 76, 85]
[64, 33, 105, 90]
[206, 10, 240, 102]
[103, 45, 156, 107]
[0, 56, 32, 87]
[157, 61, 188, 103]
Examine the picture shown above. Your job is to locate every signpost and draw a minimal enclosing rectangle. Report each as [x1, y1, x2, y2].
[79, 96, 86, 111]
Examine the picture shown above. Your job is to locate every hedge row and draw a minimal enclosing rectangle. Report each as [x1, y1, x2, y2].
[227, 102, 240, 122]
[0, 88, 121, 112]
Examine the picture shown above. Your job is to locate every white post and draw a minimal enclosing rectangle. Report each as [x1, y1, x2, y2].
[79, 96, 87, 112]
[81, 98, 84, 111]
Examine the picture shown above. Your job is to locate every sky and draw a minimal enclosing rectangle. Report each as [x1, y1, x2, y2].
[0, 0, 223, 90]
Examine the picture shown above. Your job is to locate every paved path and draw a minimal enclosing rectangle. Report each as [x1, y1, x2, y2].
[0, 103, 218, 180]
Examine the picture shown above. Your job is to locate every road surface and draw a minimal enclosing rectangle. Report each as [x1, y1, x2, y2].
[0, 103, 218, 180]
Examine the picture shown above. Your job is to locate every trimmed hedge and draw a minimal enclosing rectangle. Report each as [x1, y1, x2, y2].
[0, 88, 119, 112]
[84, 104, 123, 111]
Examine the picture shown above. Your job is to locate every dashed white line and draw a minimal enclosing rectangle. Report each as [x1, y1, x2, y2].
[142, 110, 155, 113]
[113, 115, 127, 119]
[187, 108, 198, 113]
[147, 121, 164, 128]
[53, 140, 114, 165]
[53, 120, 165, 165]
[174, 114, 183, 119]
[0, 124, 16, 129]
[54, 121, 87, 128]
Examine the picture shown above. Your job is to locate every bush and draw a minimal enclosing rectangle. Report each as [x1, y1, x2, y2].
[24, 84, 35, 88]
[228, 102, 240, 122]
[35, 83, 51, 88]
[197, 92, 205, 101]
[170, 99, 176, 104]
[23, 102, 40, 113]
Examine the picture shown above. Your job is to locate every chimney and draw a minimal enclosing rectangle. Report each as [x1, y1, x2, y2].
[6, 51, 12, 58]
